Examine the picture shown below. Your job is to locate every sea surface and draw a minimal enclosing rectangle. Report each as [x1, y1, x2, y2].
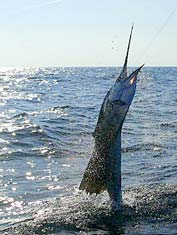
[0, 67, 176, 235]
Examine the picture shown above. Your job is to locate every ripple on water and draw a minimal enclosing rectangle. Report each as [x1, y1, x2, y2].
[0, 67, 177, 234]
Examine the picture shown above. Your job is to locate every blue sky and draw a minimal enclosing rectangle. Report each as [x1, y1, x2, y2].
[0, 0, 177, 67]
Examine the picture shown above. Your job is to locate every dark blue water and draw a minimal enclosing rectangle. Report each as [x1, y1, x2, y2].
[0, 67, 177, 234]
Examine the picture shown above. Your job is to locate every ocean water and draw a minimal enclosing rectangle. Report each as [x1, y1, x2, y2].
[0, 67, 176, 235]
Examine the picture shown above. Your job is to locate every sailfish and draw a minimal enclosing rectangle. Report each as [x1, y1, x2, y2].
[79, 26, 144, 211]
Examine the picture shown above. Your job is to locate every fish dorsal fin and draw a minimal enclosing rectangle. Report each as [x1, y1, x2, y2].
[119, 25, 133, 80]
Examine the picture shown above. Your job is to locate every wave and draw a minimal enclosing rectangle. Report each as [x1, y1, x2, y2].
[160, 122, 177, 128]
[122, 143, 162, 153]
[50, 105, 71, 110]
[12, 105, 96, 122]
[2, 184, 177, 235]
[13, 112, 28, 119]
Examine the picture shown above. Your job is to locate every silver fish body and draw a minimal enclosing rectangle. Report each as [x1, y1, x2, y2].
[79, 26, 143, 211]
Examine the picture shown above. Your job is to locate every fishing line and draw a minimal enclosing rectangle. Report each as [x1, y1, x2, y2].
[12, 0, 62, 15]
[135, 4, 177, 65]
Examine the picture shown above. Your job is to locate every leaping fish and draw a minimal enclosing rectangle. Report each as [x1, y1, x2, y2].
[79, 26, 144, 211]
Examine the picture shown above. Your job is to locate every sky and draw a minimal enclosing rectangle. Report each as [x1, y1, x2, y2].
[0, 0, 177, 67]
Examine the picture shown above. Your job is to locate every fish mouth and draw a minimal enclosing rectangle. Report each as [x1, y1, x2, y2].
[110, 64, 144, 104]
[113, 64, 144, 106]
[125, 64, 144, 85]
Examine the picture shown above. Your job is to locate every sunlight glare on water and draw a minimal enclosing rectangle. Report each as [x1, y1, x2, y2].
[0, 67, 177, 234]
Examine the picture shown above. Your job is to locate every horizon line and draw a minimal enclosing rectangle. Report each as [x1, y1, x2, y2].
[0, 65, 177, 69]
